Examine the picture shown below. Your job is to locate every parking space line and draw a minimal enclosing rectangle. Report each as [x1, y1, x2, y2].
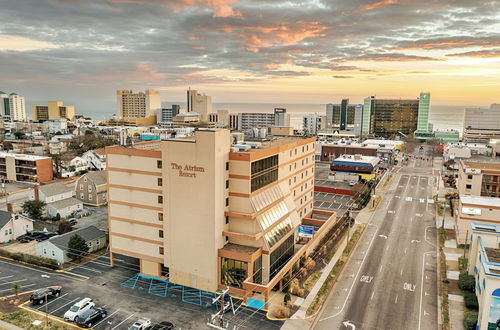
[50, 296, 81, 314]
[75, 265, 103, 274]
[110, 312, 135, 330]
[0, 283, 35, 293]
[0, 279, 27, 286]
[0, 275, 14, 281]
[93, 308, 121, 328]
[36, 293, 70, 310]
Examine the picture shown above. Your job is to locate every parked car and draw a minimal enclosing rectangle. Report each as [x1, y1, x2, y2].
[128, 318, 152, 330]
[18, 231, 46, 243]
[64, 297, 94, 322]
[75, 307, 107, 328]
[68, 219, 78, 226]
[30, 286, 61, 305]
[149, 321, 174, 330]
[36, 232, 58, 242]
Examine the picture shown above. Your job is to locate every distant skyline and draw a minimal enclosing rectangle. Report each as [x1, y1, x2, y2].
[0, 0, 499, 114]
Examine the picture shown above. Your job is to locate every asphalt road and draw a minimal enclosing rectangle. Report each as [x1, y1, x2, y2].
[314, 151, 438, 330]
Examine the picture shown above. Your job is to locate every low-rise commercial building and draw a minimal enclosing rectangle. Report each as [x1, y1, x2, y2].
[0, 152, 53, 183]
[330, 154, 380, 181]
[106, 130, 336, 305]
[467, 222, 500, 330]
[457, 195, 500, 244]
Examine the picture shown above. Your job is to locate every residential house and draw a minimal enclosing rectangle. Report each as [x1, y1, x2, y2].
[82, 149, 106, 171]
[35, 225, 107, 264]
[75, 172, 107, 206]
[29, 183, 83, 219]
[0, 210, 33, 243]
[61, 156, 89, 178]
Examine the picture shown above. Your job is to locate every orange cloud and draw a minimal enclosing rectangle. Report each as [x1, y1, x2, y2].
[108, 0, 241, 17]
[397, 37, 500, 50]
[232, 21, 327, 52]
[359, 0, 398, 11]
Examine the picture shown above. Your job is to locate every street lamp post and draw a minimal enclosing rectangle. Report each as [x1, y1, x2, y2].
[441, 200, 447, 229]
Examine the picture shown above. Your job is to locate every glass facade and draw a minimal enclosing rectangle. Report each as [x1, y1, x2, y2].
[270, 234, 295, 279]
[362, 97, 373, 135]
[251, 155, 278, 192]
[221, 258, 248, 288]
[326, 103, 356, 129]
[371, 99, 419, 138]
[253, 256, 262, 284]
[417, 92, 431, 132]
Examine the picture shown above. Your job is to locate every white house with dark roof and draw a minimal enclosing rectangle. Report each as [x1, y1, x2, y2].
[0, 210, 33, 243]
[35, 225, 107, 264]
[81, 149, 106, 171]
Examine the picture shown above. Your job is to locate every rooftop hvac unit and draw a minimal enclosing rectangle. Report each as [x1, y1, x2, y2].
[259, 128, 267, 138]
[252, 128, 260, 137]
[246, 142, 262, 148]
[235, 144, 251, 151]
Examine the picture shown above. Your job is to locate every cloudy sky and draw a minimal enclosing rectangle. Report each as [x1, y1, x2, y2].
[0, 0, 499, 115]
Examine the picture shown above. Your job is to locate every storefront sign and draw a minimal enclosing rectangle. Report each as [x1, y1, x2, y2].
[461, 207, 481, 216]
[298, 225, 315, 239]
[170, 163, 205, 178]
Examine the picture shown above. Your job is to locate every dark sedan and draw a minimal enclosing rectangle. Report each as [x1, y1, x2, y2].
[29, 286, 61, 305]
[75, 307, 107, 328]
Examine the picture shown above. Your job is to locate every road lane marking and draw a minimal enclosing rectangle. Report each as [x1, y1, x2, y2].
[395, 295, 398, 303]
[404, 283, 416, 292]
[400, 269, 403, 276]
[359, 275, 373, 283]
[0, 275, 14, 280]
[370, 291, 374, 300]
[419, 252, 434, 330]
[0, 279, 27, 286]
[378, 234, 388, 239]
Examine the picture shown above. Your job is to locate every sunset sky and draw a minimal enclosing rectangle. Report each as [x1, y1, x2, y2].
[0, 0, 499, 113]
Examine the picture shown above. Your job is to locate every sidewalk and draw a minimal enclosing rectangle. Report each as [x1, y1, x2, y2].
[0, 320, 24, 330]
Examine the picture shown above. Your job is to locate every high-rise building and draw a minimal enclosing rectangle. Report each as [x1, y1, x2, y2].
[303, 114, 326, 136]
[157, 105, 180, 125]
[353, 104, 363, 136]
[463, 104, 500, 142]
[361, 94, 423, 138]
[116, 89, 161, 119]
[32, 101, 75, 122]
[0, 92, 27, 121]
[106, 130, 335, 306]
[274, 108, 290, 127]
[187, 88, 212, 121]
[416, 92, 431, 132]
[325, 101, 356, 129]
[237, 113, 276, 130]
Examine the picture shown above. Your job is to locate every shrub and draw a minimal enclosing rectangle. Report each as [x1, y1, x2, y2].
[464, 291, 479, 310]
[282, 274, 290, 293]
[458, 274, 475, 292]
[289, 279, 300, 295]
[299, 256, 306, 268]
[0, 248, 60, 270]
[305, 257, 316, 270]
[274, 306, 290, 318]
[464, 310, 478, 330]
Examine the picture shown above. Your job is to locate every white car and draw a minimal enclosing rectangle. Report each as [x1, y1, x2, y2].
[64, 297, 95, 322]
[128, 318, 152, 330]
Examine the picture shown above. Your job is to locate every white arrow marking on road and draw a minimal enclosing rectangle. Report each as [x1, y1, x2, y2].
[379, 234, 388, 239]
[343, 321, 356, 329]
[411, 239, 421, 243]
[424, 311, 429, 316]
[41, 275, 50, 278]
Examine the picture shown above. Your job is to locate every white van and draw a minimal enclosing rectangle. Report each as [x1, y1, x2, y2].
[64, 297, 95, 321]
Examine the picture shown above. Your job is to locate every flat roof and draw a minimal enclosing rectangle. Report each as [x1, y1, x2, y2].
[471, 222, 500, 234]
[461, 158, 500, 170]
[0, 151, 51, 161]
[235, 136, 314, 153]
[461, 194, 500, 208]
[221, 243, 259, 255]
[333, 154, 380, 166]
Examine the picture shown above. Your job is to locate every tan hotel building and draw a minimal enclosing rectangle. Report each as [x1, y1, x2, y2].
[106, 129, 336, 303]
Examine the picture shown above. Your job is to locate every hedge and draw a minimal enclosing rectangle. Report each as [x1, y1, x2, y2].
[458, 273, 475, 292]
[464, 310, 478, 330]
[0, 247, 60, 270]
[464, 291, 479, 310]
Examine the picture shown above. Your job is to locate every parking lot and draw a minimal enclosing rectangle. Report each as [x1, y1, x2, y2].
[0, 253, 280, 330]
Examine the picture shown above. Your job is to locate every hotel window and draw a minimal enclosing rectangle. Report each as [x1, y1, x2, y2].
[158, 178, 163, 186]
[158, 196, 163, 204]
[159, 247, 164, 255]
[226, 162, 229, 171]
[226, 198, 229, 206]
[226, 216, 229, 224]
[289, 179, 291, 185]
[158, 213, 163, 221]
[289, 150, 292, 157]
[302, 146, 304, 152]
[226, 180, 229, 189]
[467, 175, 473, 180]
[159, 230, 164, 238]
[294, 163, 297, 169]
[289, 165, 292, 171]
[157, 160, 162, 169]
[295, 149, 297, 155]
[221, 258, 248, 288]
[466, 184, 472, 190]
[250, 155, 278, 192]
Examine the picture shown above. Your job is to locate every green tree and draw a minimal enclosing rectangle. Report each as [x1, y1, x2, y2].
[11, 282, 21, 297]
[2, 141, 13, 151]
[21, 200, 46, 219]
[67, 234, 89, 261]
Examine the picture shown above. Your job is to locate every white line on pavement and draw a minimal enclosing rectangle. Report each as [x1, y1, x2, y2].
[0, 279, 27, 286]
[36, 293, 69, 310]
[93, 308, 121, 328]
[418, 251, 434, 330]
[0, 275, 14, 281]
[0, 283, 35, 293]
[110, 312, 135, 330]
[50, 296, 81, 314]
[395, 295, 398, 304]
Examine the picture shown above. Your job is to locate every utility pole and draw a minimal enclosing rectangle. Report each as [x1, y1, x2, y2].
[441, 200, 446, 229]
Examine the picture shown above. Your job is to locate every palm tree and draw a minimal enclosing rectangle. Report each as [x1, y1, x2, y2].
[12, 282, 21, 297]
